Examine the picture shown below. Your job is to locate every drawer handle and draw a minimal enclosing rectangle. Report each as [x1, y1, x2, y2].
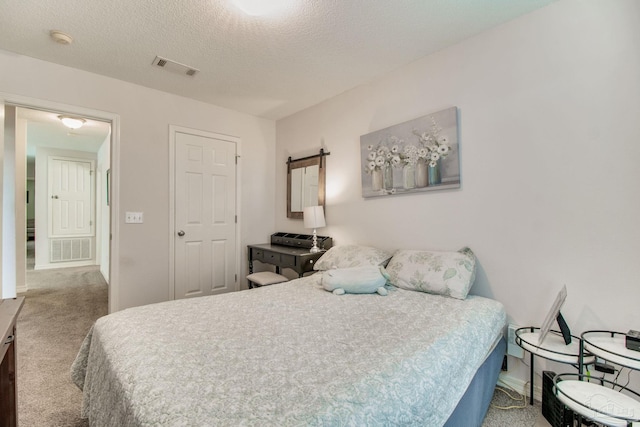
[4, 335, 14, 345]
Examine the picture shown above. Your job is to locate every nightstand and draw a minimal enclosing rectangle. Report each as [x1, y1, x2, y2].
[552, 331, 640, 427]
[516, 327, 595, 405]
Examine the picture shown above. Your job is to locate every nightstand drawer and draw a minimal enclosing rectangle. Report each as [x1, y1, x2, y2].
[301, 257, 318, 273]
[280, 254, 297, 268]
[263, 251, 280, 264]
[251, 249, 265, 262]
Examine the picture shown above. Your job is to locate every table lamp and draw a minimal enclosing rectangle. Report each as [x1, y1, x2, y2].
[303, 205, 326, 253]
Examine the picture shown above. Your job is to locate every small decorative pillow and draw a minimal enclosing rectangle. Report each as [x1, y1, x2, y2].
[313, 245, 393, 271]
[322, 266, 389, 296]
[385, 247, 477, 299]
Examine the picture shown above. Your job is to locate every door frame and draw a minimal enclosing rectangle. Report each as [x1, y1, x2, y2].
[168, 125, 241, 299]
[0, 92, 120, 312]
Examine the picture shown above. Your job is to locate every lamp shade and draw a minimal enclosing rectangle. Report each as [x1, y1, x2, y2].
[303, 206, 326, 229]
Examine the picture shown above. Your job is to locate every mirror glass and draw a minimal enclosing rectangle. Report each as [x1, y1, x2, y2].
[287, 154, 325, 219]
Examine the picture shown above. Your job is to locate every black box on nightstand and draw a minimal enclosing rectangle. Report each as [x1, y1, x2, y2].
[542, 371, 574, 427]
[626, 330, 640, 352]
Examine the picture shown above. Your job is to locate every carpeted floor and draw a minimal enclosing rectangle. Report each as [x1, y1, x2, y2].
[18, 264, 107, 427]
[16, 260, 543, 426]
[483, 385, 543, 426]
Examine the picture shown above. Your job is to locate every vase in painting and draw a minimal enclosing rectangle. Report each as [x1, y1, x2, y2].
[371, 169, 383, 191]
[403, 164, 416, 189]
[383, 165, 393, 191]
[415, 159, 428, 188]
[428, 159, 442, 186]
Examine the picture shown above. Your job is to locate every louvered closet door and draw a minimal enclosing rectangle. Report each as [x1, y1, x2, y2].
[174, 129, 237, 299]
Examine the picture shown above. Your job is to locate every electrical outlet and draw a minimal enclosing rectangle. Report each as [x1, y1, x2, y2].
[507, 324, 524, 358]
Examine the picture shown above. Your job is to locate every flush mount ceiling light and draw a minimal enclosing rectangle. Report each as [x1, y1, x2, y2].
[231, 0, 295, 16]
[58, 115, 86, 129]
[50, 30, 73, 45]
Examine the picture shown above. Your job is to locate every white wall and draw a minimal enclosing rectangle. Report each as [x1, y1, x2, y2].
[0, 50, 276, 309]
[276, 0, 640, 392]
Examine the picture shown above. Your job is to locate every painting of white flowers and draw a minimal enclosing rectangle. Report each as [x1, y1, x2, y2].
[360, 106, 460, 198]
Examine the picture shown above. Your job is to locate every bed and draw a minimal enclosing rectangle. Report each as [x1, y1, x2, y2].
[71, 246, 506, 426]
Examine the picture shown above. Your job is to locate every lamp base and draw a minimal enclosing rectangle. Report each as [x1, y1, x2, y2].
[310, 229, 320, 253]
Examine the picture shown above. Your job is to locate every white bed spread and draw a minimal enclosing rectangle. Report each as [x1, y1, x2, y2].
[72, 275, 506, 426]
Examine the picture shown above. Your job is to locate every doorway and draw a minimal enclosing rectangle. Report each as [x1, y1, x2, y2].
[19, 107, 110, 289]
[1, 96, 119, 311]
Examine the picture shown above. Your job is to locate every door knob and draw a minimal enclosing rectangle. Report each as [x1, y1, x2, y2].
[51, 195, 59, 199]
[177, 230, 185, 237]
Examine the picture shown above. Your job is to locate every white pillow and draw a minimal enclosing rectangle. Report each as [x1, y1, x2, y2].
[313, 245, 393, 271]
[385, 247, 477, 299]
[322, 266, 388, 294]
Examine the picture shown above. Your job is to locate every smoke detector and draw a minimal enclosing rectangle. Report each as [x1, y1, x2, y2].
[50, 30, 73, 45]
[152, 56, 199, 77]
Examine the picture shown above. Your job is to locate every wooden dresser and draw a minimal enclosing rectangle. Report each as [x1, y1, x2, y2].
[248, 232, 332, 278]
[0, 297, 24, 427]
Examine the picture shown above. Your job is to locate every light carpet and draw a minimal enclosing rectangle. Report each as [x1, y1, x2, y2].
[18, 265, 106, 427]
[16, 265, 541, 426]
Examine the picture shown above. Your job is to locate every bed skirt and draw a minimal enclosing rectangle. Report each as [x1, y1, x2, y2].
[445, 337, 506, 426]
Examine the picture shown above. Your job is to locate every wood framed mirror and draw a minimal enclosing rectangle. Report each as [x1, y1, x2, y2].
[287, 149, 328, 219]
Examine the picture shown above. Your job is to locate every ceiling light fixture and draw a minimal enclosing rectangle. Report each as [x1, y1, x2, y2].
[58, 115, 86, 129]
[50, 30, 73, 45]
[232, 0, 294, 16]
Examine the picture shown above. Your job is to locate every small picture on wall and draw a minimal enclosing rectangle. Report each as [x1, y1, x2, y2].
[360, 106, 460, 198]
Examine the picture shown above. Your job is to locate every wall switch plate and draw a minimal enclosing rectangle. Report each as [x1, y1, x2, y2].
[507, 324, 524, 358]
[125, 212, 144, 224]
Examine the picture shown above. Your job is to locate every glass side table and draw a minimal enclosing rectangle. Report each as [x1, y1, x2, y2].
[581, 331, 640, 372]
[554, 373, 640, 427]
[516, 327, 595, 405]
[552, 331, 640, 426]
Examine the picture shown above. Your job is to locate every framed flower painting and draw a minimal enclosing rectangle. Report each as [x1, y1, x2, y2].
[360, 106, 460, 198]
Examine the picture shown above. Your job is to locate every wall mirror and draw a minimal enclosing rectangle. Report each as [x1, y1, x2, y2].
[287, 149, 329, 219]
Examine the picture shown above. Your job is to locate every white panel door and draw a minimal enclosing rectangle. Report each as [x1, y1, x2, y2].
[48, 157, 93, 237]
[174, 130, 236, 299]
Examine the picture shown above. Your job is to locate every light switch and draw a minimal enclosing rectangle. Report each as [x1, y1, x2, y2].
[125, 212, 144, 224]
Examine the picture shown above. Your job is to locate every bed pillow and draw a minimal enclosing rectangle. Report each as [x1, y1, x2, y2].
[313, 245, 393, 271]
[385, 247, 477, 299]
[322, 266, 389, 296]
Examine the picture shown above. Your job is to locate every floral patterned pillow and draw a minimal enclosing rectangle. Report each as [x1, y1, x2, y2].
[313, 245, 393, 271]
[386, 247, 477, 299]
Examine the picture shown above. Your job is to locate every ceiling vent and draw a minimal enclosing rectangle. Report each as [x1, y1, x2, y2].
[152, 56, 199, 77]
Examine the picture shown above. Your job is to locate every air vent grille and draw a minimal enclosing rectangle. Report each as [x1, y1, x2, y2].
[50, 238, 92, 262]
[152, 56, 199, 77]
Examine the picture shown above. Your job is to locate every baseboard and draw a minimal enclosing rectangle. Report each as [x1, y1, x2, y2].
[16, 284, 28, 294]
[34, 260, 95, 270]
[498, 372, 542, 403]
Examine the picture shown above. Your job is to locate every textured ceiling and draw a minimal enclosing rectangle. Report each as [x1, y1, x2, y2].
[1, 0, 555, 120]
